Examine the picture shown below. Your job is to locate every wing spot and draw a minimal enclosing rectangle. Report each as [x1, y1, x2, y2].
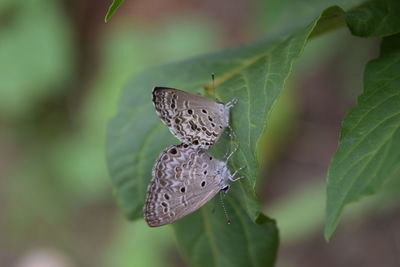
[202, 109, 208, 114]
[180, 187, 186, 193]
[208, 116, 213, 121]
[164, 194, 170, 200]
[169, 148, 177, 154]
[188, 109, 193, 115]
[189, 121, 198, 131]
[193, 140, 199, 145]
[201, 181, 206, 187]
[203, 170, 207, 175]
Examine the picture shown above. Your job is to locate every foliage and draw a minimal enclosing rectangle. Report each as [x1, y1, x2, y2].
[105, 0, 125, 22]
[325, 33, 400, 239]
[106, 0, 400, 265]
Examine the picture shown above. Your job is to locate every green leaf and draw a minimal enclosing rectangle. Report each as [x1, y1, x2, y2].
[174, 191, 278, 267]
[325, 33, 400, 240]
[105, 0, 124, 23]
[106, 5, 345, 266]
[346, 0, 400, 37]
[107, 5, 345, 222]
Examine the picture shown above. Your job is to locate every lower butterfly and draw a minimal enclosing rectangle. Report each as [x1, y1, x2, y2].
[144, 144, 243, 227]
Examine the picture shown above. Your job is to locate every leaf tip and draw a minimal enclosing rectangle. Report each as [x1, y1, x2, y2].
[104, 0, 124, 23]
[324, 227, 333, 242]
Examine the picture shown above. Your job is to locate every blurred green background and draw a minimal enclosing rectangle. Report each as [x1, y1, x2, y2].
[1, 0, 399, 266]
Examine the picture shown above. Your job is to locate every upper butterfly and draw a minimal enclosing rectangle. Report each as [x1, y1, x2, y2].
[152, 87, 237, 149]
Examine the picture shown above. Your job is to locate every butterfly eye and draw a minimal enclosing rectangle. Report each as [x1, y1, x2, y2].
[222, 185, 230, 193]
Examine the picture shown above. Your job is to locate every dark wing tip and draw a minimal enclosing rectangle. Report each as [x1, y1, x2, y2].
[152, 86, 182, 104]
[153, 86, 177, 92]
[152, 86, 162, 93]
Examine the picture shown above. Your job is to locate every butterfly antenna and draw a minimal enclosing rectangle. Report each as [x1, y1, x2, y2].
[211, 72, 217, 100]
[219, 191, 231, 224]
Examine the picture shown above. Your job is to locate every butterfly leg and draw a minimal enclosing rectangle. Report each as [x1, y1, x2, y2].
[229, 166, 247, 181]
[225, 98, 238, 109]
[224, 143, 239, 162]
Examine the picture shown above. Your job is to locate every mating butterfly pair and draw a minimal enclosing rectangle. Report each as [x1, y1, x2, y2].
[144, 87, 241, 227]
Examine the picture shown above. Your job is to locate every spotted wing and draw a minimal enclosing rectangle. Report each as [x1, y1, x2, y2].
[144, 144, 222, 227]
[152, 87, 230, 149]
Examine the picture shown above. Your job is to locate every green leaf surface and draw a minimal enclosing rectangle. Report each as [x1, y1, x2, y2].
[325, 33, 400, 240]
[346, 0, 400, 37]
[174, 190, 278, 267]
[105, 0, 124, 22]
[106, 6, 345, 267]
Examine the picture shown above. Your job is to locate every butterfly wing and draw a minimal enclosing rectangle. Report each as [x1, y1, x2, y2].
[152, 87, 230, 149]
[144, 144, 223, 227]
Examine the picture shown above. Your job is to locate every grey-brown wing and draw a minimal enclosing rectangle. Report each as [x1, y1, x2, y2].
[152, 87, 230, 149]
[144, 145, 222, 227]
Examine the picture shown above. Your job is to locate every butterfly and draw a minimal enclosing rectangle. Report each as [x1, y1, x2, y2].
[152, 87, 237, 149]
[144, 144, 242, 227]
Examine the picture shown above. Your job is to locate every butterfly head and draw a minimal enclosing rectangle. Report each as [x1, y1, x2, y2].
[214, 161, 232, 189]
